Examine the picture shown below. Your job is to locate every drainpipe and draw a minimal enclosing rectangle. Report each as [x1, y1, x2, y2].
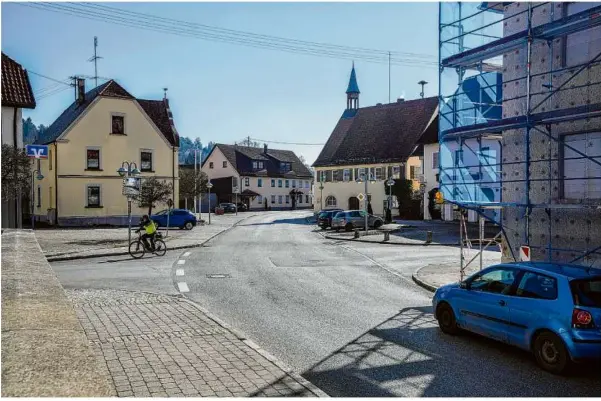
[172, 146, 176, 208]
[55, 143, 59, 225]
[13, 107, 20, 228]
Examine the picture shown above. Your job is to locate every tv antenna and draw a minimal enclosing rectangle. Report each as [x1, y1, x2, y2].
[87, 36, 103, 90]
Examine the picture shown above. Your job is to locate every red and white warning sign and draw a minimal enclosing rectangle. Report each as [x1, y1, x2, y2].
[520, 245, 530, 261]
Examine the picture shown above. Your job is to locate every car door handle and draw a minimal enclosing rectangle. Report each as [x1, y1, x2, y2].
[498, 300, 506, 306]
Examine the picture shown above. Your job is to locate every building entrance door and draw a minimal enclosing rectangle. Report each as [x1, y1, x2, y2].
[349, 196, 360, 210]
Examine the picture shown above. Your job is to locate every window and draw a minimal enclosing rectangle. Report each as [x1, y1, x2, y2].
[285, 195, 290, 204]
[432, 152, 439, 169]
[562, 132, 601, 199]
[564, 2, 601, 67]
[257, 195, 263, 204]
[87, 185, 101, 207]
[278, 195, 283, 204]
[86, 148, 100, 170]
[570, 278, 601, 307]
[141, 151, 153, 172]
[278, 179, 283, 188]
[323, 171, 332, 182]
[258, 178, 263, 188]
[285, 180, 289, 188]
[325, 196, 337, 207]
[516, 272, 557, 300]
[209, 162, 214, 169]
[253, 161, 257, 169]
[292, 180, 296, 188]
[305, 195, 309, 203]
[245, 177, 250, 187]
[305, 181, 310, 189]
[37, 185, 41, 207]
[223, 161, 227, 168]
[343, 169, 351, 182]
[358, 168, 366, 180]
[271, 195, 276, 204]
[258, 161, 264, 169]
[469, 267, 517, 294]
[280, 162, 291, 172]
[252, 161, 263, 170]
[410, 166, 419, 180]
[271, 179, 275, 187]
[392, 166, 401, 179]
[111, 115, 125, 134]
[369, 167, 376, 181]
[375, 167, 384, 181]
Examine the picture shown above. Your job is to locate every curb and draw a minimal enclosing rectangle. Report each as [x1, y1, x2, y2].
[323, 234, 457, 247]
[47, 215, 257, 262]
[179, 297, 329, 397]
[411, 265, 439, 293]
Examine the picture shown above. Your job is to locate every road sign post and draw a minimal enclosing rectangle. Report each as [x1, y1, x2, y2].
[26, 145, 47, 230]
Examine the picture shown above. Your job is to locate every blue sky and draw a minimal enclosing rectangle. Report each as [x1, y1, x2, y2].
[2, 2, 439, 164]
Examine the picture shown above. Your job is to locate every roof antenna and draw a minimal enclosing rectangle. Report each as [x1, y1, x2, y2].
[163, 87, 168, 100]
[418, 80, 428, 98]
[87, 36, 103, 91]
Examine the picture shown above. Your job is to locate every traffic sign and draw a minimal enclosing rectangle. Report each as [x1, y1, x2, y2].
[357, 193, 365, 201]
[122, 177, 140, 197]
[520, 245, 530, 261]
[26, 144, 49, 159]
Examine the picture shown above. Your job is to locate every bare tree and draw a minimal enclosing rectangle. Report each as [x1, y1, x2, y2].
[135, 177, 173, 216]
[179, 169, 208, 207]
[1, 144, 31, 202]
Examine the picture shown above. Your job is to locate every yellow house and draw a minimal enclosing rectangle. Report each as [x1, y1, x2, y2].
[32, 79, 179, 226]
[312, 64, 438, 216]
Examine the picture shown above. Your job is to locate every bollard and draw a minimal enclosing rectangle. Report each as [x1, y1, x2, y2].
[384, 231, 390, 242]
[354, 230, 360, 239]
[425, 230, 433, 244]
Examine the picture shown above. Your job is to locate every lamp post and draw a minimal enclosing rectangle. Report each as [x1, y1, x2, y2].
[118, 161, 141, 244]
[386, 178, 395, 223]
[356, 172, 377, 231]
[30, 170, 44, 230]
[207, 181, 213, 225]
[319, 172, 325, 210]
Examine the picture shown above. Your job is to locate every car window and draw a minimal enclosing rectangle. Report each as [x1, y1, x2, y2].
[155, 210, 167, 216]
[515, 271, 558, 300]
[470, 267, 516, 295]
[319, 212, 328, 218]
[359, 211, 367, 217]
[334, 212, 344, 218]
[174, 211, 187, 216]
[570, 278, 601, 307]
[351, 211, 361, 217]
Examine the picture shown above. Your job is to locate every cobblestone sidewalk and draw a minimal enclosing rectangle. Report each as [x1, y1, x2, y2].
[66, 289, 326, 397]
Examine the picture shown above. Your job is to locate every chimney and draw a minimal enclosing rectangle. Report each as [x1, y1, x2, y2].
[397, 97, 405, 103]
[264, 144, 268, 154]
[76, 78, 86, 105]
[376, 103, 382, 106]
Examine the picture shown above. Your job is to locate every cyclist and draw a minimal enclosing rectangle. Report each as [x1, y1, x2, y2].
[136, 215, 157, 251]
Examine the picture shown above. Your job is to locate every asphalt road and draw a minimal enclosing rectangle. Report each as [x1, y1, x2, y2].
[51, 211, 601, 396]
[176, 211, 601, 397]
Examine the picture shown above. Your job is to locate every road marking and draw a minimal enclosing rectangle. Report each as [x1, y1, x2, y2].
[177, 282, 189, 293]
[183, 252, 191, 257]
[177, 259, 186, 265]
[176, 269, 185, 276]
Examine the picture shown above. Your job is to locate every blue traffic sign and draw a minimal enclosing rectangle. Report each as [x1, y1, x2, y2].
[26, 144, 49, 159]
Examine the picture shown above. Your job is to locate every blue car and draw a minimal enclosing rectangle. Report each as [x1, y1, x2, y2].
[432, 262, 601, 374]
[151, 209, 197, 230]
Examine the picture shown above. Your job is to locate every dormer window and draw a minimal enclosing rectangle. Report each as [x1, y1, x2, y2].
[280, 162, 291, 173]
[252, 160, 264, 170]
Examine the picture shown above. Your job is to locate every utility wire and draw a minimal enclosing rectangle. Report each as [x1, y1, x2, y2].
[250, 137, 325, 146]
[37, 86, 72, 100]
[28, 70, 73, 87]
[21, 2, 438, 68]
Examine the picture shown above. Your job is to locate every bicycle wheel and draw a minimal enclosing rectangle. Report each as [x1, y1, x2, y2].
[153, 239, 167, 256]
[129, 240, 145, 259]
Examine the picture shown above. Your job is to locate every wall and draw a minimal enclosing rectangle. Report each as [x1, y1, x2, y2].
[1, 107, 24, 228]
[202, 147, 240, 180]
[239, 176, 313, 210]
[501, 2, 601, 264]
[35, 97, 179, 225]
[422, 143, 439, 220]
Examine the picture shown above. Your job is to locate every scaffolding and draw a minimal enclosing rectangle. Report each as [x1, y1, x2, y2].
[439, 2, 601, 266]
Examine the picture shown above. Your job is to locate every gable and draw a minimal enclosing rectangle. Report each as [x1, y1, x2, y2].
[201, 146, 240, 179]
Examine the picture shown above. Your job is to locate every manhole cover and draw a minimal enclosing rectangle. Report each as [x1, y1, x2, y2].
[206, 274, 231, 279]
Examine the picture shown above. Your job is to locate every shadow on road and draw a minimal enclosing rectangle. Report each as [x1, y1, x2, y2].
[249, 306, 600, 397]
[242, 217, 314, 227]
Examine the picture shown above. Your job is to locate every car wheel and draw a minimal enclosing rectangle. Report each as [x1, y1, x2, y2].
[533, 331, 570, 375]
[374, 220, 383, 229]
[436, 303, 460, 335]
[345, 223, 353, 232]
[184, 221, 194, 230]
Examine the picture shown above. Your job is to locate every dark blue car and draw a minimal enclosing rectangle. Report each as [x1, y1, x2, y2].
[151, 209, 197, 230]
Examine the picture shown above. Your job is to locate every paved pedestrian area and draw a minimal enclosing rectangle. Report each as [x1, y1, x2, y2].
[66, 289, 325, 397]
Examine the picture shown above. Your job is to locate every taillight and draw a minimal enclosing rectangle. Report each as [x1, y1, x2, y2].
[572, 308, 595, 329]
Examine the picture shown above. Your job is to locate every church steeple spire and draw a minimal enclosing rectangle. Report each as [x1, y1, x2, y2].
[346, 62, 360, 110]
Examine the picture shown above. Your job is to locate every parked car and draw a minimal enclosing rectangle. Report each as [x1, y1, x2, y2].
[432, 262, 601, 374]
[219, 203, 237, 213]
[236, 202, 248, 212]
[331, 210, 384, 232]
[151, 209, 197, 230]
[317, 209, 343, 229]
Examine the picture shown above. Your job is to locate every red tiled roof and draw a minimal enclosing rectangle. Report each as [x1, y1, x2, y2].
[1, 53, 36, 109]
[313, 97, 439, 167]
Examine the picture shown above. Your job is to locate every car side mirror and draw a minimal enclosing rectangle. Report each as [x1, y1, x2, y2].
[460, 281, 469, 290]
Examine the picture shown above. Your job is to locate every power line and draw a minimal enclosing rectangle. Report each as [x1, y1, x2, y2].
[250, 137, 325, 146]
[28, 70, 73, 87]
[20, 2, 438, 68]
[37, 86, 72, 100]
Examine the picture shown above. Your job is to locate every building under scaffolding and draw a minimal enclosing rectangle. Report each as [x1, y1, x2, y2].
[438, 2, 601, 268]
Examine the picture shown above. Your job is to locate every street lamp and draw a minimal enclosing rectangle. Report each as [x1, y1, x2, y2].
[30, 170, 44, 230]
[319, 172, 325, 210]
[206, 181, 213, 225]
[356, 172, 377, 231]
[118, 161, 140, 244]
[386, 178, 395, 223]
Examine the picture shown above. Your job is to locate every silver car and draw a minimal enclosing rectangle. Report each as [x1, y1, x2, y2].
[331, 210, 384, 232]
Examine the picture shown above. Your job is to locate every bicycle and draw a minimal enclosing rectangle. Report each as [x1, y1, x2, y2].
[129, 231, 167, 259]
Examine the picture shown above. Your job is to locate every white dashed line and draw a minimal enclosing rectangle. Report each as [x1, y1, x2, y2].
[176, 269, 185, 276]
[177, 259, 186, 265]
[183, 252, 191, 257]
[177, 282, 189, 293]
